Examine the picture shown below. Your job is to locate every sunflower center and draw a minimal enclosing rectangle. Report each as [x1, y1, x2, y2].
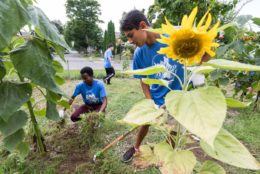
[174, 38, 201, 58]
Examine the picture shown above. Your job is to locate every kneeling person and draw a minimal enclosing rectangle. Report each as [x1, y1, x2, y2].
[69, 66, 107, 122]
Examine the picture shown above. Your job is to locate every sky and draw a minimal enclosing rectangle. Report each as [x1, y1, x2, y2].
[36, 0, 260, 32]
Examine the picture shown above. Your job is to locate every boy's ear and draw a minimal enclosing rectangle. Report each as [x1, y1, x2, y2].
[139, 21, 148, 29]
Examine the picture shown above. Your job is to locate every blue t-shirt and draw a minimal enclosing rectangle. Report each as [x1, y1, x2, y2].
[133, 41, 184, 106]
[104, 49, 112, 68]
[72, 79, 107, 105]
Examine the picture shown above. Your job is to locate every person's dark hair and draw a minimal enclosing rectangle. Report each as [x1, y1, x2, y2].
[80, 66, 93, 77]
[120, 10, 150, 32]
[107, 44, 113, 48]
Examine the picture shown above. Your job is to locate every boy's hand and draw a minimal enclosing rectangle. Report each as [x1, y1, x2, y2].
[68, 98, 74, 105]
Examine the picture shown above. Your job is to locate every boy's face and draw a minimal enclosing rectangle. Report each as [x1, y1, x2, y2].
[81, 73, 93, 85]
[124, 21, 148, 47]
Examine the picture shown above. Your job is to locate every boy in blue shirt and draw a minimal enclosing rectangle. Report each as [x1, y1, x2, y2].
[69, 66, 107, 122]
[103, 44, 115, 85]
[120, 10, 184, 162]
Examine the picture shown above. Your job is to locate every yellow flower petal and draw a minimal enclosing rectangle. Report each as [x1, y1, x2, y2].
[197, 9, 210, 28]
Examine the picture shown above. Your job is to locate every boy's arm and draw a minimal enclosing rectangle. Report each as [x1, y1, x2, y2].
[140, 80, 152, 99]
[69, 96, 76, 105]
[99, 96, 107, 113]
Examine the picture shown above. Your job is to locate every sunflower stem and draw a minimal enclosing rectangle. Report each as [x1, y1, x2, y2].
[168, 71, 184, 89]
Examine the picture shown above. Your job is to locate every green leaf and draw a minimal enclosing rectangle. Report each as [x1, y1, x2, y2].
[205, 59, 260, 71]
[142, 78, 169, 87]
[0, 0, 30, 50]
[27, 6, 70, 50]
[188, 66, 216, 75]
[124, 65, 167, 76]
[252, 81, 260, 91]
[154, 142, 196, 174]
[54, 75, 65, 85]
[3, 129, 25, 151]
[0, 110, 28, 137]
[52, 60, 64, 73]
[132, 145, 158, 169]
[236, 15, 252, 26]
[252, 17, 260, 26]
[0, 82, 32, 121]
[200, 128, 260, 170]
[226, 98, 250, 108]
[57, 99, 70, 109]
[119, 99, 164, 126]
[46, 101, 60, 121]
[0, 58, 6, 80]
[16, 142, 30, 159]
[165, 87, 226, 147]
[217, 23, 234, 32]
[10, 39, 63, 94]
[34, 108, 46, 117]
[199, 160, 226, 174]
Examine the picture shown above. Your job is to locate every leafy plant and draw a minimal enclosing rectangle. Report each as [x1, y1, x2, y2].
[119, 7, 260, 174]
[0, 0, 70, 157]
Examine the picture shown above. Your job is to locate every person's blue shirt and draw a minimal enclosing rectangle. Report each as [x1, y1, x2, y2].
[133, 41, 184, 106]
[72, 79, 107, 105]
[104, 49, 113, 68]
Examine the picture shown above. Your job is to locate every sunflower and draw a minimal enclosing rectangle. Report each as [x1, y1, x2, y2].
[156, 7, 220, 65]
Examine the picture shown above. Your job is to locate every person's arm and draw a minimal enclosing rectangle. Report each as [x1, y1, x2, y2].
[99, 96, 107, 113]
[69, 96, 76, 105]
[199, 53, 211, 65]
[69, 84, 81, 105]
[140, 79, 152, 99]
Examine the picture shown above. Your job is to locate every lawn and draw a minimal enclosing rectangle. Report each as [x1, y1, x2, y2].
[0, 78, 259, 174]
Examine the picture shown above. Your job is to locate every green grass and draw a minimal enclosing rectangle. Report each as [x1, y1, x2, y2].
[0, 79, 259, 174]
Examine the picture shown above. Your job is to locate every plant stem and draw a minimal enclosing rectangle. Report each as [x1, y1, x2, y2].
[27, 101, 46, 153]
[18, 73, 46, 153]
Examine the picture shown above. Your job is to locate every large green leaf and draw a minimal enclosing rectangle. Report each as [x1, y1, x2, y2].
[165, 87, 226, 147]
[16, 142, 30, 159]
[200, 129, 260, 170]
[188, 66, 216, 75]
[3, 129, 25, 151]
[27, 6, 69, 50]
[252, 17, 260, 26]
[124, 65, 167, 76]
[119, 99, 164, 126]
[235, 15, 252, 26]
[0, 58, 6, 80]
[205, 59, 260, 71]
[0, 82, 32, 121]
[46, 101, 60, 121]
[199, 160, 225, 174]
[0, 0, 29, 50]
[132, 145, 158, 169]
[0, 110, 28, 137]
[226, 98, 250, 108]
[154, 142, 196, 174]
[10, 39, 63, 94]
[142, 78, 169, 87]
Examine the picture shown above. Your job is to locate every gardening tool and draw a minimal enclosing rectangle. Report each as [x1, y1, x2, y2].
[93, 126, 139, 162]
[58, 108, 67, 118]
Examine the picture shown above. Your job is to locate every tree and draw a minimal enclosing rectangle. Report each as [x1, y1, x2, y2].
[51, 20, 64, 34]
[102, 30, 108, 52]
[64, 0, 103, 52]
[147, 0, 240, 28]
[102, 20, 116, 53]
[0, 0, 69, 156]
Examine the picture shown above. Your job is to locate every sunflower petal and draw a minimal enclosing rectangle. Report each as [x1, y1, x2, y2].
[197, 9, 210, 28]
[181, 15, 188, 28]
[187, 7, 198, 28]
